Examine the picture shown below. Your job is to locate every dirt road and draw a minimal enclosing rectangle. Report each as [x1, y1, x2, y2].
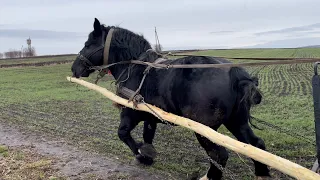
[0, 122, 169, 180]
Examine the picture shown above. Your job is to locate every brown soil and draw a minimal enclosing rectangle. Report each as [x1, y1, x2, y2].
[0, 122, 168, 180]
[0, 60, 73, 68]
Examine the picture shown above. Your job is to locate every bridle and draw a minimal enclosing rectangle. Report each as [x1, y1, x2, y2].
[77, 28, 115, 70]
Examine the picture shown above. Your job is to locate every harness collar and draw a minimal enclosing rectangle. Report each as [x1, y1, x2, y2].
[93, 28, 115, 84]
[103, 28, 115, 67]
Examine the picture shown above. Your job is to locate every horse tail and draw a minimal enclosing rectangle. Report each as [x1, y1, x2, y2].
[229, 67, 262, 129]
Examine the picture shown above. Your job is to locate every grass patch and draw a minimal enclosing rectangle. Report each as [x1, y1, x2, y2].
[0, 55, 76, 65]
[0, 146, 65, 180]
[0, 145, 9, 158]
[0, 145, 8, 153]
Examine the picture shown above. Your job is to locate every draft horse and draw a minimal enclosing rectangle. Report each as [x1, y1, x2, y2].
[71, 18, 271, 180]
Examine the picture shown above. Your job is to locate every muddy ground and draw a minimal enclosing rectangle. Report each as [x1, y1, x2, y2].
[0, 122, 169, 180]
[0, 60, 73, 68]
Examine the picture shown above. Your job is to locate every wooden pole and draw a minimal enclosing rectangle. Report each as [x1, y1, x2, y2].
[67, 76, 320, 180]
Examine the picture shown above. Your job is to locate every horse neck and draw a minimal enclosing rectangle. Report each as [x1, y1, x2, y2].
[105, 27, 152, 81]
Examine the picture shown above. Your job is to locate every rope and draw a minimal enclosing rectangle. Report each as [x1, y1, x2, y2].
[169, 54, 320, 61]
[142, 101, 168, 124]
[207, 158, 238, 180]
[235, 152, 255, 176]
[90, 57, 320, 73]
[251, 116, 317, 146]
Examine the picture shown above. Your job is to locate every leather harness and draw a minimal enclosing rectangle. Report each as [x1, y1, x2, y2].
[79, 27, 167, 106]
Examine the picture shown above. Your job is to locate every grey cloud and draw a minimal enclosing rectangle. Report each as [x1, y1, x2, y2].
[163, 45, 229, 51]
[308, 31, 320, 35]
[283, 30, 320, 38]
[246, 37, 320, 48]
[1, 0, 320, 55]
[255, 23, 320, 36]
[209, 31, 235, 34]
[0, 0, 107, 7]
[0, 29, 85, 39]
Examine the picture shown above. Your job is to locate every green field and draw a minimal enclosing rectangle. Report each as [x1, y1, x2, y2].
[186, 48, 320, 58]
[0, 48, 319, 179]
[0, 54, 76, 65]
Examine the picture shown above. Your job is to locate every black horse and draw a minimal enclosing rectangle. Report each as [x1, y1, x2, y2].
[71, 18, 271, 180]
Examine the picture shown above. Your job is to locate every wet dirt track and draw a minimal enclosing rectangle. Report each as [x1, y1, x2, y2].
[0, 122, 168, 180]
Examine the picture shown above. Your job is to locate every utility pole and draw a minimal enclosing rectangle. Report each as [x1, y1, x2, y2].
[20, 45, 23, 58]
[154, 27, 162, 53]
[26, 37, 32, 57]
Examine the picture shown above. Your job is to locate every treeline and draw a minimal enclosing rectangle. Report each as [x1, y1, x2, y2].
[0, 47, 36, 59]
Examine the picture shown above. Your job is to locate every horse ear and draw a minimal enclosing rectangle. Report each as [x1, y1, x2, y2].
[93, 18, 102, 35]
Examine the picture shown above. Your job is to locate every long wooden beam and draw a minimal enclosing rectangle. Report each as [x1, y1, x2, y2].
[171, 54, 320, 61]
[66, 76, 320, 180]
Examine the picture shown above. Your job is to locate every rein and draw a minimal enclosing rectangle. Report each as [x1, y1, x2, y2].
[90, 57, 320, 71]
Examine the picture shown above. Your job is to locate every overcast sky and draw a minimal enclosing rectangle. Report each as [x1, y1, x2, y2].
[1, 0, 320, 55]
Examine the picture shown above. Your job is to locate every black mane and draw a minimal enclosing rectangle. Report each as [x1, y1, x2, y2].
[100, 25, 162, 80]
[103, 25, 153, 61]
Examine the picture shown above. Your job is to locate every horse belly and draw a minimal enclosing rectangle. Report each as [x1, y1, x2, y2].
[180, 88, 234, 127]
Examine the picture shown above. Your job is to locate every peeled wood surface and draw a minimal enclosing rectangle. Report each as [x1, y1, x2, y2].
[67, 76, 320, 180]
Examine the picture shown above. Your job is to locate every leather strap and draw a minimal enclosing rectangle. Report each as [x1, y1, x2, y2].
[103, 28, 115, 66]
[95, 28, 115, 84]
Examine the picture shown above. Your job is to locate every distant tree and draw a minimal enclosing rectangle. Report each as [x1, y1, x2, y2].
[22, 47, 36, 57]
[3, 49, 23, 58]
[3, 45, 37, 59]
[4, 50, 14, 58]
[12, 50, 20, 57]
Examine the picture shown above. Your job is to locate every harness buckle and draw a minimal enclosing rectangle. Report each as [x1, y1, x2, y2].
[94, 68, 108, 84]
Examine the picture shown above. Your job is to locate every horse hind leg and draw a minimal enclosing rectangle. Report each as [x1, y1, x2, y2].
[195, 132, 229, 180]
[225, 122, 271, 178]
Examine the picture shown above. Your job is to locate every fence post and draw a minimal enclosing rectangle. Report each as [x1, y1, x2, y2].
[312, 62, 320, 173]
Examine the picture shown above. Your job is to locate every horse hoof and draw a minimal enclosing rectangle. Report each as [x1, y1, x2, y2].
[135, 153, 154, 166]
[136, 141, 143, 149]
[138, 143, 157, 159]
[186, 171, 199, 180]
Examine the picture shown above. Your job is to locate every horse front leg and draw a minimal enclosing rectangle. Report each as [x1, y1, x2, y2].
[136, 120, 158, 164]
[143, 120, 157, 144]
[118, 109, 140, 155]
[118, 109, 155, 166]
